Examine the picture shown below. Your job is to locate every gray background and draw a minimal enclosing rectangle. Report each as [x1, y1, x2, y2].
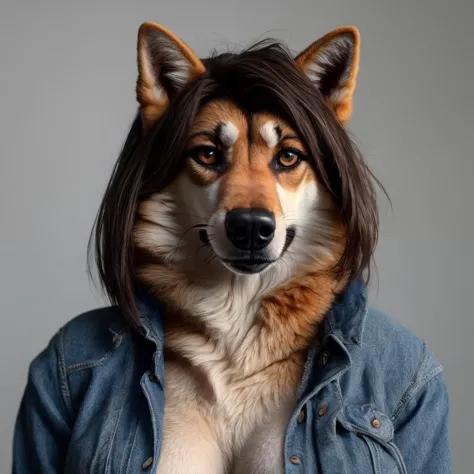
[1, 0, 473, 471]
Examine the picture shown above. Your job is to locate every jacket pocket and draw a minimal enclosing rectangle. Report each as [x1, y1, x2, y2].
[337, 404, 407, 474]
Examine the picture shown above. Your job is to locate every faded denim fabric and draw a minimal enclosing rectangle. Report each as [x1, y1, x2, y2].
[13, 281, 452, 473]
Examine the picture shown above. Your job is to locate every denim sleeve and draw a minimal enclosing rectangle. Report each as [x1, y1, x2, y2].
[13, 329, 73, 473]
[393, 370, 452, 473]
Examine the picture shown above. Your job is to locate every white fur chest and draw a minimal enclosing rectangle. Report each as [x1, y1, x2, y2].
[156, 354, 297, 474]
[154, 282, 304, 473]
[151, 264, 309, 473]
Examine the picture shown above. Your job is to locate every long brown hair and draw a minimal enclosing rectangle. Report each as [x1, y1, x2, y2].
[89, 41, 382, 326]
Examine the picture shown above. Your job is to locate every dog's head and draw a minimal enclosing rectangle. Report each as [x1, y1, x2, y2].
[92, 23, 379, 323]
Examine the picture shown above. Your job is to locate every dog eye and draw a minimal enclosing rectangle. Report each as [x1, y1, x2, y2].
[275, 149, 303, 169]
[190, 146, 221, 167]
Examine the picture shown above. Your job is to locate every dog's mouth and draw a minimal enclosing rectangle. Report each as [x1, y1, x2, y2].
[200, 227, 296, 274]
[222, 258, 276, 274]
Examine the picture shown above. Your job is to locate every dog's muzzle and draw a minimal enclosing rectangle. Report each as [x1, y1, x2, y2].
[199, 208, 295, 274]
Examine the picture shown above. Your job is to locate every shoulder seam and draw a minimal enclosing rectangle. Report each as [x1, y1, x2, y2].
[391, 340, 443, 423]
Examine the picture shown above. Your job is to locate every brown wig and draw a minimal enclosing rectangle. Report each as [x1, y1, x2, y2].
[89, 40, 381, 327]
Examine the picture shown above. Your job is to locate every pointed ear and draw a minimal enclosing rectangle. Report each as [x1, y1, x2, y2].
[296, 26, 360, 124]
[136, 22, 206, 130]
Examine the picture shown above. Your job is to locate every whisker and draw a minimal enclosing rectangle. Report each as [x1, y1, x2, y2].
[170, 223, 210, 262]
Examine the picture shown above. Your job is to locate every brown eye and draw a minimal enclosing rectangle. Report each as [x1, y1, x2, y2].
[276, 149, 303, 169]
[190, 146, 222, 168]
[197, 147, 217, 165]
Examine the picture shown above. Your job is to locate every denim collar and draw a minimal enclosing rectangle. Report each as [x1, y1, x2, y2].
[133, 279, 368, 348]
[134, 288, 165, 345]
[324, 279, 368, 346]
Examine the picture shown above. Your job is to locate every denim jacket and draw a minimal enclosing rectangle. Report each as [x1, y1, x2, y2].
[13, 281, 451, 473]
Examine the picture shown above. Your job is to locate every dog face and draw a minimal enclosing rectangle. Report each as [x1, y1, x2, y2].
[135, 99, 338, 277]
[131, 23, 363, 281]
[92, 23, 380, 322]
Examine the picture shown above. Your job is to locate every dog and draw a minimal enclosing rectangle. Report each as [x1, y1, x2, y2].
[92, 22, 378, 473]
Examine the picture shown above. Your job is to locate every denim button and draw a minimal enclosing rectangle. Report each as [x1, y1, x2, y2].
[142, 457, 153, 470]
[372, 418, 381, 428]
[148, 374, 158, 383]
[318, 404, 328, 416]
[290, 455, 300, 465]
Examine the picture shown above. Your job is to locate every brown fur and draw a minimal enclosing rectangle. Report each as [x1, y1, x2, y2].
[258, 270, 346, 354]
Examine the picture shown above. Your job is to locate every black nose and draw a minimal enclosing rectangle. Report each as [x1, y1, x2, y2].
[225, 208, 276, 251]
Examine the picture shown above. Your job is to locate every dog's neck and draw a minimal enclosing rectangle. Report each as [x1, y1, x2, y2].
[137, 259, 344, 373]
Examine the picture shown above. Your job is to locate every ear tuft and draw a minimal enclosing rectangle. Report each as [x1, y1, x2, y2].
[136, 22, 205, 130]
[296, 26, 360, 124]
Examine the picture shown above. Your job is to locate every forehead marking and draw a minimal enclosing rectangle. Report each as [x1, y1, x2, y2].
[260, 121, 280, 149]
[218, 121, 239, 149]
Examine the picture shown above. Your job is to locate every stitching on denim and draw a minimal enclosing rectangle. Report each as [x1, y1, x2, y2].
[390, 341, 427, 421]
[334, 413, 350, 470]
[57, 327, 74, 420]
[357, 306, 369, 344]
[335, 378, 344, 408]
[391, 363, 444, 424]
[296, 344, 318, 398]
[105, 389, 128, 472]
[141, 375, 159, 471]
[65, 327, 128, 374]
[123, 416, 140, 474]
[333, 329, 359, 346]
